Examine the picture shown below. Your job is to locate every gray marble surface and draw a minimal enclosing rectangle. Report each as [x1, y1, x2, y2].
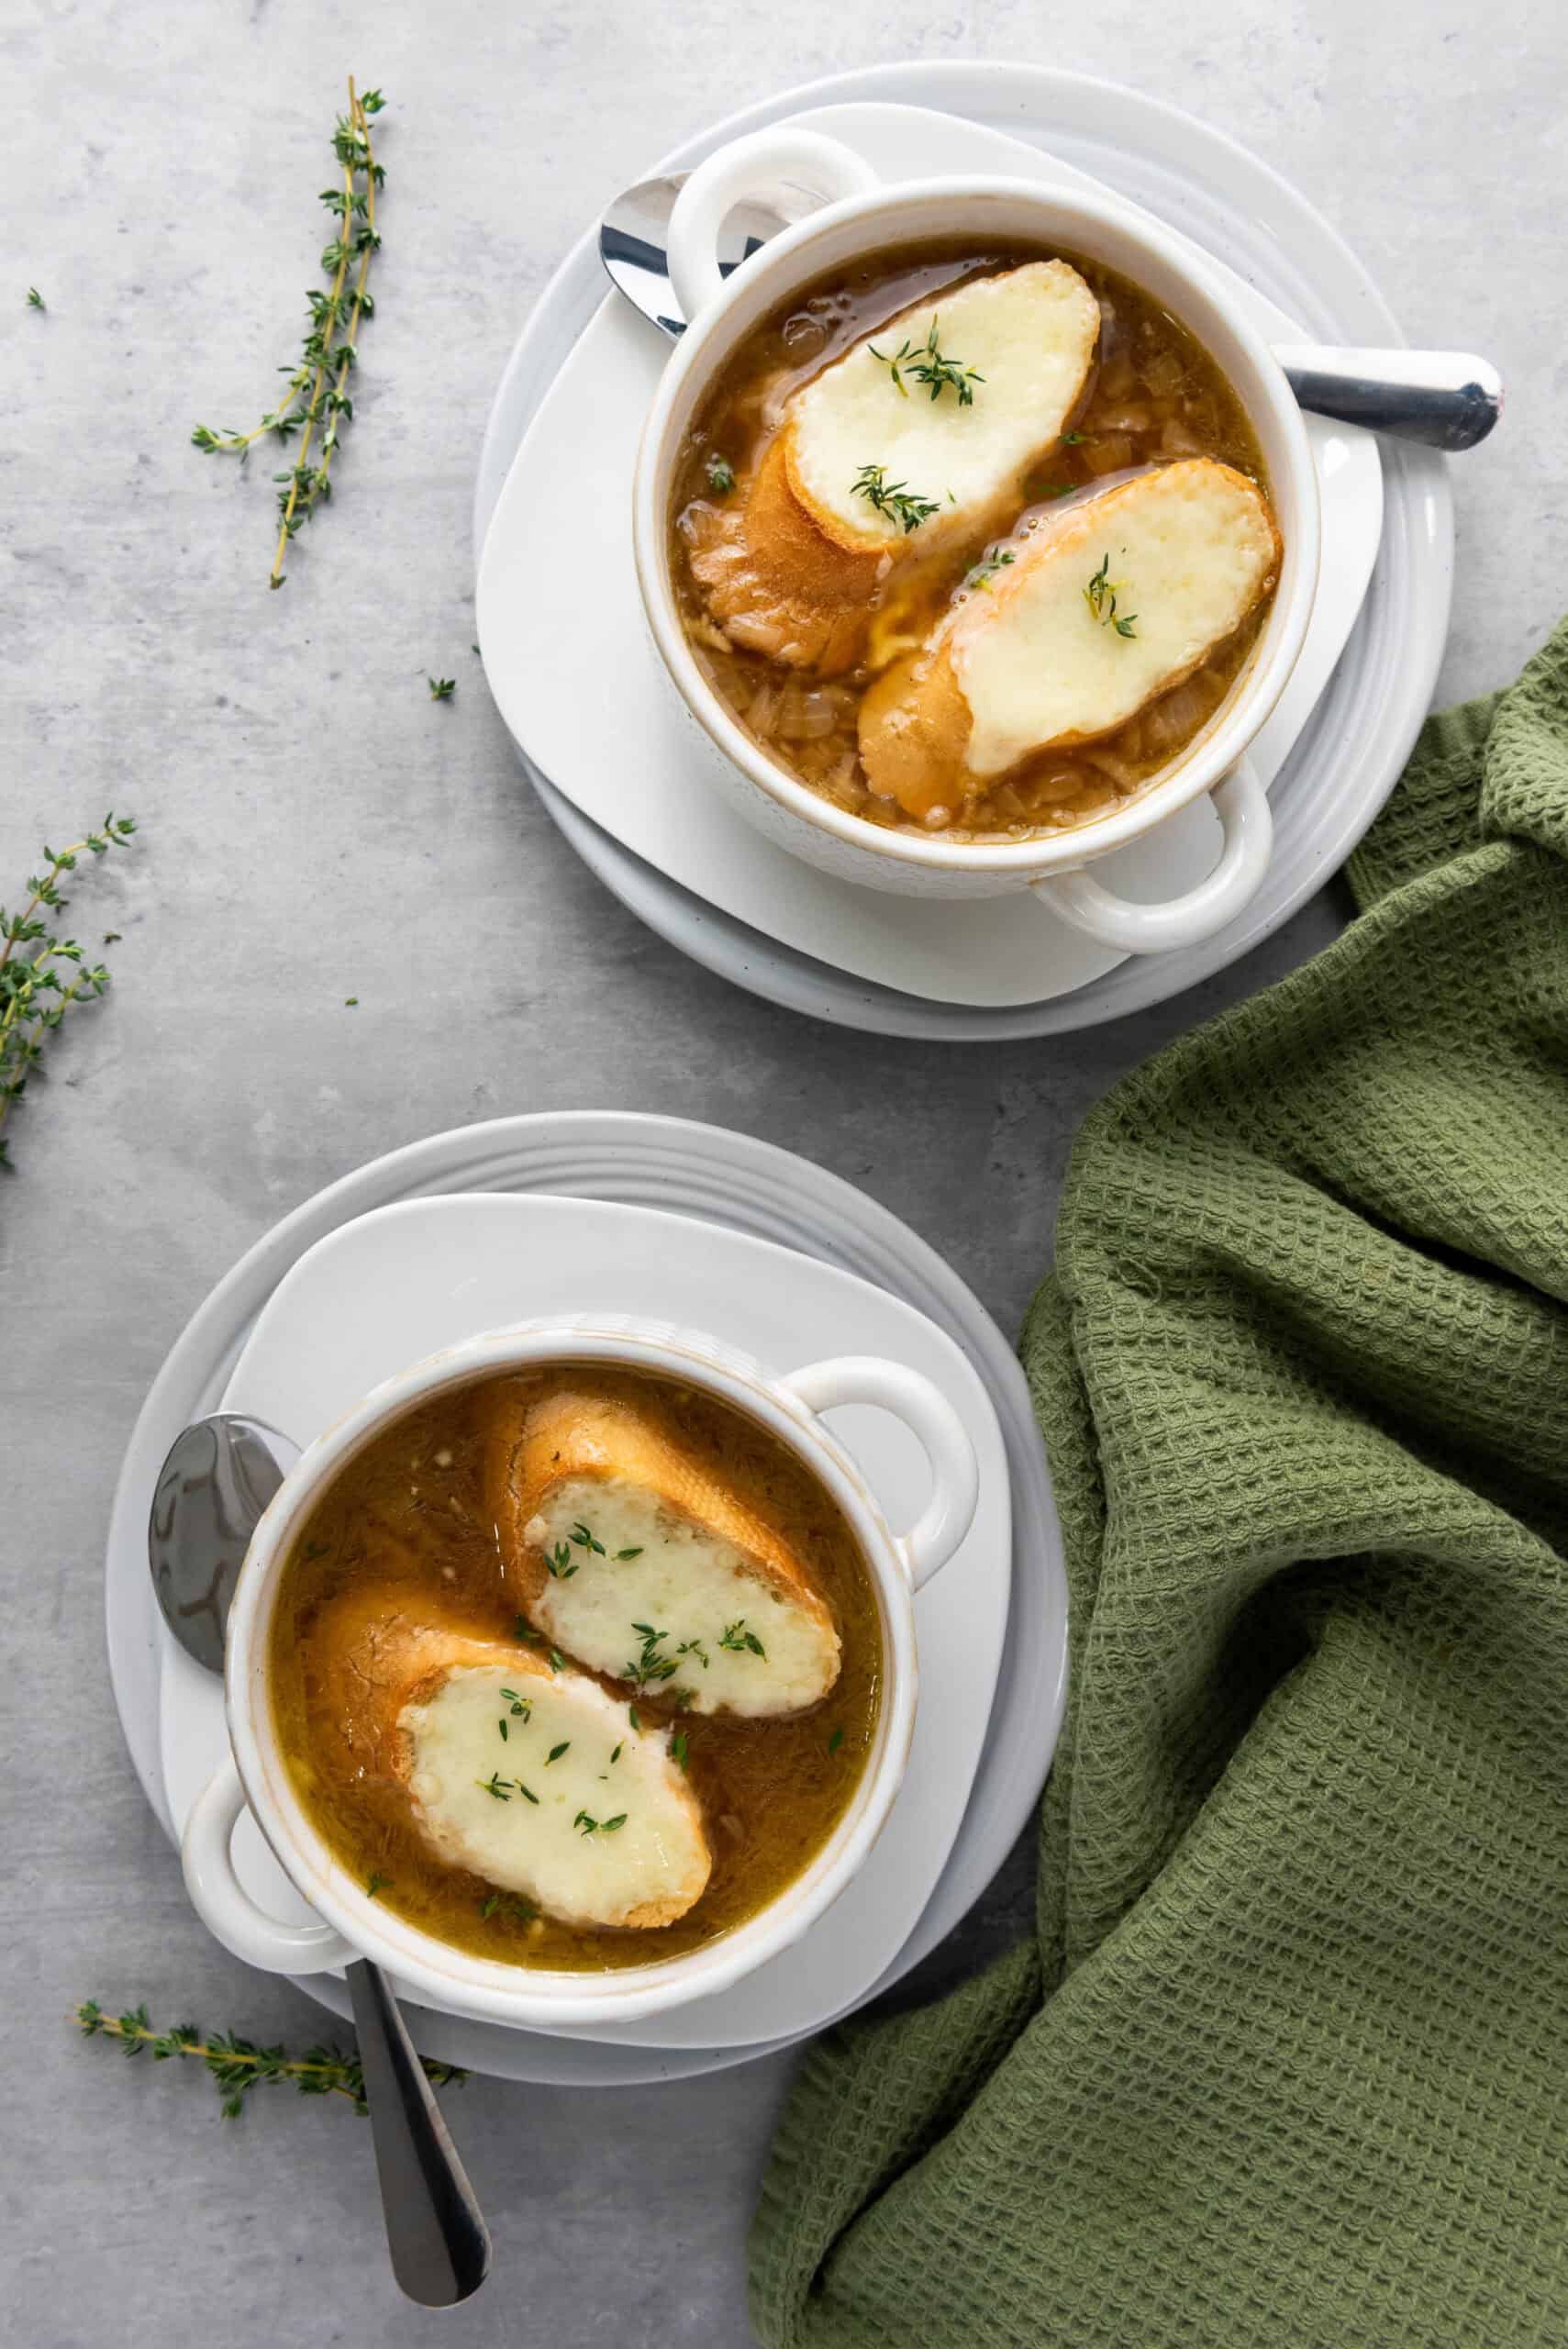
[1, 0, 1557, 2341]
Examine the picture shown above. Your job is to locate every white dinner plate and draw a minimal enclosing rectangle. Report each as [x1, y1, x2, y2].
[475, 63, 1451, 1039]
[106, 1112, 1068, 2084]
[161, 1192, 1010, 2053]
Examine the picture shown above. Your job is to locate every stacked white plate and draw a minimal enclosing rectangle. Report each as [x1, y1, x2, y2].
[474, 62, 1451, 1039]
[106, 1114, 1069, 2084]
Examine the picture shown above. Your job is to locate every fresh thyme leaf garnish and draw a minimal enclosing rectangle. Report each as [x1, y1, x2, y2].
[851, 462, 940, 535]
[718, 1619, 765, 1657]
[828, 1726, 844, 1755]
[364, 1871, 391, 1898]
[1, 814, 138, 1170]
[497, 1718, 508, 1740]
[517, 1782, 539, 1804]
[628, 1704, 640, 1731]
[548, 1649, 566, 1674]
[191, 79, 385, 588]
[677, 1637, 710, 1670]
[1084, 552, 1137, 639]
[545, 1542, 578, 1580]
[868, 314, 983, 406]
[514, 1614, 539, 1644]
[570, 1522, 606, 1555]
[616, 1546, 643, 1562]
[27, 286, 45, 311]
[343, 995, 358, 1007]
[499, 1687, 531, 1720]
[705, 453, 736, 495]
[964, 548, 1015, 592]
[1062, 430, 1086, 444]
[481, 1890, 538, 1924]
[610, 1742, 623, 1764]
[477, 1771, 512, 1800]
[74, 1999, 466, 2120]
[546, 1741, 570, 1765]
[625, 1622, 680, 1687]
[671, 1731, 689, 1772]
[428, 676, 456, 701]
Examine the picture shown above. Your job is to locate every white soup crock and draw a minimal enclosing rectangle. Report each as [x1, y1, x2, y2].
[631, 126, 1322, 954]
[180, 1313, 978, 2030]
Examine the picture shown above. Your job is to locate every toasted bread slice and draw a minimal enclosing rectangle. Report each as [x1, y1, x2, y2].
[685, 434, 884, 673]
[785, 260, 1101, 553]
[858, 458, 1280, 819]
[483, 1385, 841, 1717]
[688, 261, 1100, 674]
[309, 1585, 709, 1929]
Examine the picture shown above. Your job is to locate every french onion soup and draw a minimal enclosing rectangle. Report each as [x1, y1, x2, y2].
[270, 1365, 882, 1970]
[670, 238, 1280, 841]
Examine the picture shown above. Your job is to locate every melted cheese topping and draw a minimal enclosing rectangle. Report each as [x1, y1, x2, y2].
[524, 1474, 840, 1718]
[949, 458, 1278, 776]
[401, 1665, 708, 1928]
[786, 262, 1100, 550]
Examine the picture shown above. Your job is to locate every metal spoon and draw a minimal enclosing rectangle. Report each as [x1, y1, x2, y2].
[599, 170, 1502, 451]
[149, 1413, 492, 2308]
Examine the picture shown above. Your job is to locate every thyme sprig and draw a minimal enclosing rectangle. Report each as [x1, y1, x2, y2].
[74, 2000, 467, 2120]
[192, 81, 385, 588]
[851, 462, 940, 535]
[868, 315, 983, 406]
[1084, 552, 1138, 639]
[964, 548, 1015, 593]
[1, 815, 137, 1168]
[27, 286, 45, 311]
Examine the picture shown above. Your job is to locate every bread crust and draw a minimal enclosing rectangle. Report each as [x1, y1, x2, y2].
[484, 1383, 839, 1655]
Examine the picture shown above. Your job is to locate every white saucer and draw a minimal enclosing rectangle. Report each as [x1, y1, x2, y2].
[163, 1192, 1011, 2053]
[475, 63, 1451, 1039]
[106, 1113, 1067, 2085]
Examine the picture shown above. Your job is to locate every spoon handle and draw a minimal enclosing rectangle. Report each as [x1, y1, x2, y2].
[1274, 344, 1503, 450]
[345, 1959, 492, 2306]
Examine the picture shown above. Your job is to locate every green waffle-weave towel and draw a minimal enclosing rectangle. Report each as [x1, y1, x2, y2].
[749, 621, 1568, 2349]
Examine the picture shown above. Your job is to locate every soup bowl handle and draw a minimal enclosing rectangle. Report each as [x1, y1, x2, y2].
[666, 128, 883, 327]
[183, 1753, 357, 1975]
[1029, 755, 1273, 953]
[776, 1356, 978, 1592]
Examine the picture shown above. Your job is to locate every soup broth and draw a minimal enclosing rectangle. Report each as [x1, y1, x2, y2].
[270, 1367, 883, 1971]
[671, 238, 1275, 840]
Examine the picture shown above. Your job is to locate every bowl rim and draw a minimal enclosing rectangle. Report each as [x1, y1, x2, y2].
[221, 1317, 921, 2029]
[632, 169, 1322, 874]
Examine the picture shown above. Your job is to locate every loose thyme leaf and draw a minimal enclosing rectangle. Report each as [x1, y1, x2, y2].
[705, 453, 735, 495]
[964, 548, 1015, 592]
[546, 1742, 570, 1765]
[365, 1871, 391, 1898]
[616, 1546, 643, 1562]
[477, 1772, 512, 1800]
[828, 1727, 844, 1755]
[851, 462, 940, 535]
[27, 286, 45, 311]
[672, 1731, 689, 1772]
[191, 77, 385, 587]
[428, 676, 456, 701]
[719, 1619, 765, 1657]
